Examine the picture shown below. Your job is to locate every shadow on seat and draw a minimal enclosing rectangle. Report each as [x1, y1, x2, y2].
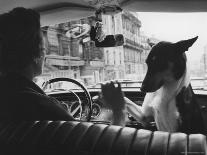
[0, 121, 206, 155]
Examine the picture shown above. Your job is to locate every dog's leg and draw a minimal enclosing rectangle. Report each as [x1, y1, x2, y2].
[124, 97, 153, 126]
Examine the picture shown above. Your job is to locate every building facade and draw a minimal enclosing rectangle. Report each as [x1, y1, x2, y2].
[41, 17, 105, 86]
[40, 11, 152, 86]
[102, 11, 151, 81]
[198, 44, 207, 77]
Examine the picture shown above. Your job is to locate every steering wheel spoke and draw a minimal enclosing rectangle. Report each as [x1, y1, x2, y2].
[70, 103, 82, 117]
[43, 78, 93, 121]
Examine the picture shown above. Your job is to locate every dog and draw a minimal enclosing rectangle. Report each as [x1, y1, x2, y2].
[140, 36, 205, 134]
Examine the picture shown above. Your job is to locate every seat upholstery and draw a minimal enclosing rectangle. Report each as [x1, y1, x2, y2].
[0, 121, 206, 155]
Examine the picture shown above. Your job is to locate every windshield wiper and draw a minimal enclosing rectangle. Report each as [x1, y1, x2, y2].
[193, 88, 205, 90]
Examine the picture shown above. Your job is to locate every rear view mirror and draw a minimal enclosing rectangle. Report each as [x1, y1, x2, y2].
[90, 25, 124, 48]
[89, 3, 124, 48]
[114, 34, 124, 46]
[94, 34, 124, 47]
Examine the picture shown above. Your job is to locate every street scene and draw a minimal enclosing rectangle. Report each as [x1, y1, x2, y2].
[36, 11, 207, 90]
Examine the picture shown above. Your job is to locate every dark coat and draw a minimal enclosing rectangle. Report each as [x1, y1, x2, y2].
[176, 84, 205, 134]
[0, 73, 74, 121]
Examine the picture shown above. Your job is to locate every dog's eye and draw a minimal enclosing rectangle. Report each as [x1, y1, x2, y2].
[151, 56, 156, 61]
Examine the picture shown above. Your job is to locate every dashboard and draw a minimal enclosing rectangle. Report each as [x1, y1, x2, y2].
[47, 87, 207, 131]
[47, 88, 155, 129]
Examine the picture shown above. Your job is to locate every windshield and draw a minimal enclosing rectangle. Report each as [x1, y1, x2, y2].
[35, 12, 207, 91]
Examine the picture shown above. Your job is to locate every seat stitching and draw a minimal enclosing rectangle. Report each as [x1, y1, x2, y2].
[108, 127, 123, 155]
[187, 134, 189, 155]
[61, 121, 81, 144]
[40, 121, 64, 145]
[125, 129, 138, 155]
[26, 121, 50, 145]
[166, 133, 171, 155]
[73, 123, 94, 153]
[90, 125, 109, 153]
[6, 121, 27, 143]
[0, 122, 14, 138]
[145, 131, 154, 155]
[19, 121, 39, 143]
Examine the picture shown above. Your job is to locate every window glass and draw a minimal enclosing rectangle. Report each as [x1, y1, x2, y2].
[36, 12, 207, 91]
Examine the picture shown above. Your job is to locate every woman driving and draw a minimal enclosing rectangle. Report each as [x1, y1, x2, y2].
[0, 7, 74, 121]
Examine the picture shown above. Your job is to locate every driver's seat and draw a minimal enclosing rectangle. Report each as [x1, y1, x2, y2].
[0, 121, 206, 155]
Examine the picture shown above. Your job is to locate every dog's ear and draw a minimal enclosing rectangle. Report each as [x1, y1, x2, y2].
[174, 36, 198, 53]
[147, 38, 156, 47]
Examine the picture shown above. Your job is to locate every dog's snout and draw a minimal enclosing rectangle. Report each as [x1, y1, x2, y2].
[140, 84, 147, 92]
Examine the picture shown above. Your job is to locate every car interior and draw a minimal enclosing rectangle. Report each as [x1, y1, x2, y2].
[0, 0, 207, 155]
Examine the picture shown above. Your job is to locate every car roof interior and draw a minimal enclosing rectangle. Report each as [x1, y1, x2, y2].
[1, 0, 207, 26]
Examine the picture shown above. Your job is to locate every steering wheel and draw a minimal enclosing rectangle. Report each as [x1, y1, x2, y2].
[42, 77, 93, 122]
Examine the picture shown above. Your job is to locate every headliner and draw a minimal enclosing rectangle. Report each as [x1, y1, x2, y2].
[1, 0, 207, 26]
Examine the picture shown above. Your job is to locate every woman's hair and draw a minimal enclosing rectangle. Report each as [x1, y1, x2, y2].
[0, 7, 41, 72]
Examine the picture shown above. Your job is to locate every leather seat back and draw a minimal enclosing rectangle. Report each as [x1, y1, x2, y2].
[0, 121, 206, 155]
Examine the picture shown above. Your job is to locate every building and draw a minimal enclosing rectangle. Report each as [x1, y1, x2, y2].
[198, 44, 207, 77]
[101, 13, 125, 81]
[102, 11, 151, 81]
[41, 17, 105, 86]
[43, 26, 84, 80]
[40, 11, 153, 86]
[139, 32, 152, 79]
[203, 45, 207, 75]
